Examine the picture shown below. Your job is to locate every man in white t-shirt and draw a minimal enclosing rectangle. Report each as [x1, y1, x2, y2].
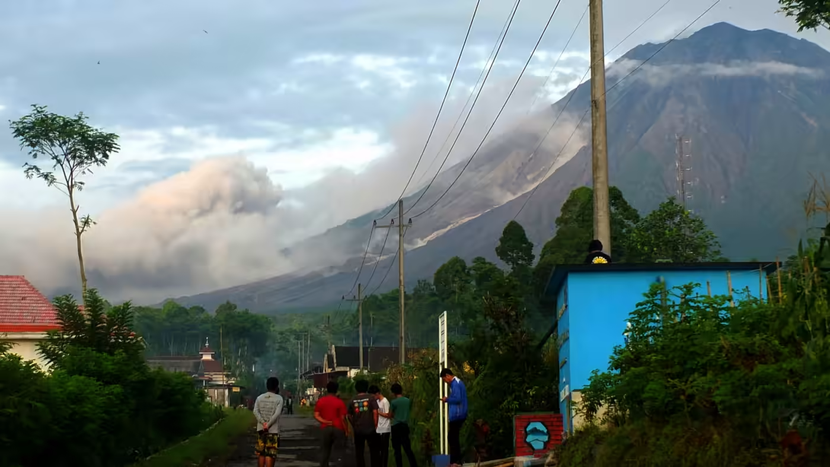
[253, 377, 284, 467]
[371, 385, 392, 467]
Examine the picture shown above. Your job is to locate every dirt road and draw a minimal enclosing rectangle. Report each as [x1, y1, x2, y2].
[221, 413, 349, 467]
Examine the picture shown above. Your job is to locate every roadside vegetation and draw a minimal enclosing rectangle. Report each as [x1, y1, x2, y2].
[134, 408, 254, 467]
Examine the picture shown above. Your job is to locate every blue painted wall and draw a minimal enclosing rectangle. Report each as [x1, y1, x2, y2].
[556, 268, 766, 432]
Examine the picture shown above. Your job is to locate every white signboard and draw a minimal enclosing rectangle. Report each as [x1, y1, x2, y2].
[438, 311, 449, 455]
[560, 384, 570, 402]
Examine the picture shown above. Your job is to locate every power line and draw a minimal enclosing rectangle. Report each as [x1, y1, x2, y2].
[404, 0, 525, 216]
[376, 0, 483, 220]
[413, 0, 519, 190]
[410, 0, 565, 219]
[512, 0, 719, 220]
[512, 0, 678, 219]
[368, 248, 399, 297]
[604, 0, 721, 97]
[527, 4, 588, 114]
[345, 222, 376, 298]
[362, 226, 392, 292]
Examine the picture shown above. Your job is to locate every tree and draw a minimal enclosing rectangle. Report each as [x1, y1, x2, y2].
[38, 289, 142, 367]
[433, 256, 472, 302]
[495, 221, 535, 276]
[470, 256, 504, 293]
[778, 0, 829, 31]
[628, 197, 723, 263]
[538, 186, 640, 266]
[10, 105, 120, 300]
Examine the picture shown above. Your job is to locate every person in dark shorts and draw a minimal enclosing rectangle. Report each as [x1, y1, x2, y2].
[387, 383, 418, 467]
[441, 368, 468, 467]
[315, 381, 349, 467]
[349, 379, 379, 467]
[254, 377, 284, 467]
[286, 395, 294, 415]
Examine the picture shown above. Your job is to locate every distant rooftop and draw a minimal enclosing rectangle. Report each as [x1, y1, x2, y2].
[0, 275, 59, 332]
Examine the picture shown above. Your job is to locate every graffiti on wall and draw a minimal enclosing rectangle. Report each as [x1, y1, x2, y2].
[513, 412, 563, 457]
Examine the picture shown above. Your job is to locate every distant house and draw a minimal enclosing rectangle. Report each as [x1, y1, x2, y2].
[319, 345, 424, 380]
[0, 276, 60, 370]
[146, 338, 240, 407]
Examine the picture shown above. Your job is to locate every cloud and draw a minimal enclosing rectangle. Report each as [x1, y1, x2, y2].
[608, 59, 826, 87]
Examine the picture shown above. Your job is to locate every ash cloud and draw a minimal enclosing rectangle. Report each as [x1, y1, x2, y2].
[0, 74, 586, 304]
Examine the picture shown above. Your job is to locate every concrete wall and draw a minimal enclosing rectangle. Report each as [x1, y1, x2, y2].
[557, 268, 766, 433]
[1, 332, 50, 371]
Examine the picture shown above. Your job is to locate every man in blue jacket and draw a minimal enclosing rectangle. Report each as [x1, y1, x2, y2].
[440, 368, 468, 467]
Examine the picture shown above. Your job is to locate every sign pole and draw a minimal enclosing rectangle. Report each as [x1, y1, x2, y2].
[438, 311, 449, 455]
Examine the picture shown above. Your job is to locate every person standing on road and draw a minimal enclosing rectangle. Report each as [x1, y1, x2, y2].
[315, 381, 349, 467]
[441, 368, 468, 467]
[254, 377, 284, 467]
[349, 380, 380, 467]
[286, 395, 294, 415]
[388, 383, 418, 467]
[370, 385, 391, 467]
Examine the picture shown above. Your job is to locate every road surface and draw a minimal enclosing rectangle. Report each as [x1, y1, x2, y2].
[220, 413, 349, 467]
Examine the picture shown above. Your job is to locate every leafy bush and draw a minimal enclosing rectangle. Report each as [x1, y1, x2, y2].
[0, 290, 224, 467]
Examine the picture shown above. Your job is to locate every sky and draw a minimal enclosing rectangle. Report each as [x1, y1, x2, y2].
[0, 0, 826, 302]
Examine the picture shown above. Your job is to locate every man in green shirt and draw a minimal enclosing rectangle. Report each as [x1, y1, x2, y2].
[385, 383, 418, 467]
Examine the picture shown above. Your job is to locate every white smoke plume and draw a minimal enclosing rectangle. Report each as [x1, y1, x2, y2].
[0, 74, 587, 304]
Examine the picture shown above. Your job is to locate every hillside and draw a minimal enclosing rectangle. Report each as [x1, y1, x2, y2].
[169, 22, 830, 312]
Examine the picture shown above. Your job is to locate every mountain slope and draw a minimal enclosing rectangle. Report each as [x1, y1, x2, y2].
[170, 23, 830, 312]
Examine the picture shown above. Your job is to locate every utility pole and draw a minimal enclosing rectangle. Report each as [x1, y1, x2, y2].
[589, 0, 612, 255]
[296, 340, 301, 397]
[306, 332, 311, 373]
[375, 199, 412, 364]
[220, 325, 225, 385]
[344, 284, 364, 370]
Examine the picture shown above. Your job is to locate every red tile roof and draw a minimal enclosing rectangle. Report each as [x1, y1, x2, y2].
[0, 276, 59, 333]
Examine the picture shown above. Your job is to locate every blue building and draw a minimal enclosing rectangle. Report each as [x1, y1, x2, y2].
[544, 262, 775, 434]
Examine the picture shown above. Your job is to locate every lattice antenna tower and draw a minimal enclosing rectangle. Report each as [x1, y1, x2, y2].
[675, 135, 693, 212]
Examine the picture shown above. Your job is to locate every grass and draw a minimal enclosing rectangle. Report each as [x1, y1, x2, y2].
[134, 408, 254, 467]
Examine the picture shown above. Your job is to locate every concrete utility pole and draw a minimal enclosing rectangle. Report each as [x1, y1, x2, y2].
[589, 0, 612, 255]
[375, 199, 412, 364]
[344, 284, 364, 370]
[296, 340, 301, 396]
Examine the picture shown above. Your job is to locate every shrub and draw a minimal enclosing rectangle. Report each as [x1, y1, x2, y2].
[0, 290, 226, 466]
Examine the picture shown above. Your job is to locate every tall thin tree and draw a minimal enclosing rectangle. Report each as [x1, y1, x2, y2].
[10, 104, 120, 301]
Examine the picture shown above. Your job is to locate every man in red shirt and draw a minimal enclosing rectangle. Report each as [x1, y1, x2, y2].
[315, 381, 348, 467]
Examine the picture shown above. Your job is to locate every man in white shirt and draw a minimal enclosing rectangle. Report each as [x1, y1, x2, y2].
[371, 385, 392, 467]
[253, 377, 284, 467]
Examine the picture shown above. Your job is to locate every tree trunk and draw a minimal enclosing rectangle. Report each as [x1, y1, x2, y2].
[68, 189, 88, 303]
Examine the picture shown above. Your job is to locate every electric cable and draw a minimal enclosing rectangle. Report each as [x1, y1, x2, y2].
[403, 0, 525, 215]
[344, 223, 376, 298]
[413, 0, 519, 190]
[527, 3, 588, 114]
[376, 0, 483, 220]
[512, 0, 721, 220]
[367, 248, 400, 297]
[362, 226, 392, 292]
[409, 0, 565, 218]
